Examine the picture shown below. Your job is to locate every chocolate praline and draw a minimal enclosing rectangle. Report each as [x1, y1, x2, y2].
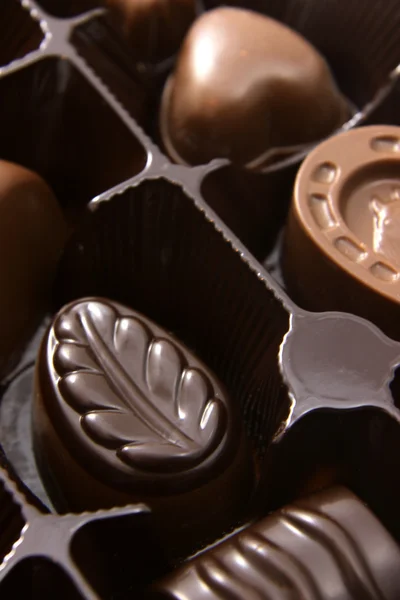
[33, 298, 255, 560]
[160, 7, 348, 168]
[0, 160, 66, 377]
[282, 125, 400, 340]
[150, 487, 400, 599]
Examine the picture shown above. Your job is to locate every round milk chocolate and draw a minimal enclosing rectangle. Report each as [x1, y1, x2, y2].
[33, 298, 254, 559]
[0, 161, 67, 377]
[283, 125, 400, 339]
[105, 0, 196, 63]
[160, 7, 348, 167]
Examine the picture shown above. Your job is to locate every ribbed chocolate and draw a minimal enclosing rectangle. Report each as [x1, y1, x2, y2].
[150, 487, 400, 600]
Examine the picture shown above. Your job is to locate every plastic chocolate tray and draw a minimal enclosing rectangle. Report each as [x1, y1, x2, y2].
[1, 0, 400, 598]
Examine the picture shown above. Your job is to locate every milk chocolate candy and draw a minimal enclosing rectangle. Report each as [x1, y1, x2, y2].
[33, 297, 254, 560]
[282, 125, 400, 340]
[150, 487, 400, 600]
[0, 160, 67, 377]
[160, 7, 348, 168]
[105, 0, 197, 63]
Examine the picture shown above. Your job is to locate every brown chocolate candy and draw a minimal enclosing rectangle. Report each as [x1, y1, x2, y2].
[150, 487, 400, 599]
[160, 7, 348, 168]
[33, 297, 254, 560]
[0, 160, 67, 377]
[282, 125, 400, 340]
[105, 0, 197, 63]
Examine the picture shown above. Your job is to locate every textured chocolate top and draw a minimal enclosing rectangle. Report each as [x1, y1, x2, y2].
[38, 298, 237, 494]
[160, 7, 347, 168]
[292, 125, 400, 302]
[151, 487, 400, 599]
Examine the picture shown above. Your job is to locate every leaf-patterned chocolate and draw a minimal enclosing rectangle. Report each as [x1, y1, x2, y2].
[33, 298, 254, 559]
[52, 299, 226, 473]
[37, 298, 237, 494]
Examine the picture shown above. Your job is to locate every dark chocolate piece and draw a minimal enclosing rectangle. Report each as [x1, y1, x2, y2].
[282, 124, 400, 339]
[105, 0, 196, 63]
[33, 297, 254, 559]
[160, 7, 348, 168]
[150, 487, 400, 599]
[0, 160, 67, 377]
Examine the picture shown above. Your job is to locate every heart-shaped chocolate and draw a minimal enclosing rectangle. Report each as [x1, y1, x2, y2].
[160, 7, 348, 168]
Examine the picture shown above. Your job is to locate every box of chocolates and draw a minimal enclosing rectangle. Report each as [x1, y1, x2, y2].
[1, 0, 400, 598]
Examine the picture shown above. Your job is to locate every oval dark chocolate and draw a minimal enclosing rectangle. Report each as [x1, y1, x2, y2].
[160, 7, 348, 168]
[33, 297, 254, 559]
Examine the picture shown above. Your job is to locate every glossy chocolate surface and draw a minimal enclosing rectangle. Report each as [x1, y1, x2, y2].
[160, 7, 348, 167]
[2, 0, 400, 597]
[33, 297, 254, 558]
[106, 0, 196, 63]
[151, 487, 400, 600]
[38, 297, 237, 489]
[0, 160, 67, 378]
[283, 125, 400, 339]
